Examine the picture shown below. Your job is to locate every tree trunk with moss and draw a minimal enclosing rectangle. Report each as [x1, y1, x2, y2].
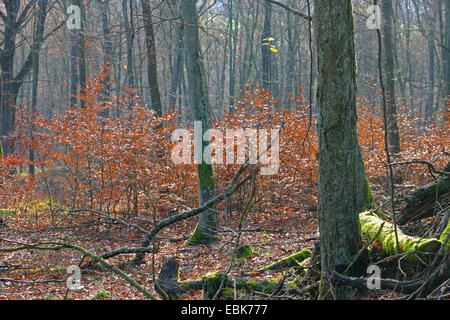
[314, 0, 368, 297]
[181, 0, 217, 245]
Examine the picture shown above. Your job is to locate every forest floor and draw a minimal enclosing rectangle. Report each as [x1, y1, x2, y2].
[1, 153, 444, 300]
[0, 205, 320, 300]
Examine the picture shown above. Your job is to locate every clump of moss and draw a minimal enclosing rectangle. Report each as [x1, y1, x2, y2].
[440, 221, 450, 252]
[258, 249, 312, 272]
[234, 245, 253, 259]
[184, 223, 207, 246]
[202, 271, 226, 299]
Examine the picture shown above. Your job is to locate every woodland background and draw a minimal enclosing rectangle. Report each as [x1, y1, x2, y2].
[0, 0, 449, 300]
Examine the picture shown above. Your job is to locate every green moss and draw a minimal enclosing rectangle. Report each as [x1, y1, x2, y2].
[363, 177, 374, 207]
[234, 245, 253, 259]
[0, 140, 3, 157]
[202, 271, 225, 299]
[92, 290, 109, 299]
[0, 208, 14, 216]
[300, 257, 311, 267]
[439, 221, 450, 252]
[258, 249, 312, 272]
[223, 288, 233, 296]
[360, 211, 443, 264]
[184, 223, 207, 246]
[197, 163, 214, 189]
[407, 179, 450, 204]
[242, 279, 258, 288]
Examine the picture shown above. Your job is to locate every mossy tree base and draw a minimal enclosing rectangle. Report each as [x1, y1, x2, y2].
[184, 223, 217, 246]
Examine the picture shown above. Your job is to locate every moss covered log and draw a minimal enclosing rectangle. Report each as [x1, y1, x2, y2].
[257, 249, 311, 272]
[440, 220, 450, 252]
[156, 257, 300, 299]
[360, 211, 443, 264]
[398, 177, 450, 225]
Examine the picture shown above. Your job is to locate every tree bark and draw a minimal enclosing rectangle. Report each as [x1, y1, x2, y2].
[29, 0, 49, 175]
[445, 0, 450, 120]
[261, 1, 272, 91]
[69, 0, 86, 108]
[313, 0, 364, 282]
[142, 0, 163, 116]
[381, 0, 401, 153]
[181, 0, 217, 245]
[0, 0, 45, 155]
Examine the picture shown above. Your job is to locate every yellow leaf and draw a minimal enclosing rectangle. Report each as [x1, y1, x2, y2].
[270, 47, 278, 53]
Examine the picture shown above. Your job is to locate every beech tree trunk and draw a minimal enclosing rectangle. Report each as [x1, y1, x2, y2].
[381, 0, 401, 153]
[261, 1, 272, 91]
[181, 0, 217, 245]
[142, 0, 162, 116]
[314, 0, 365, 283]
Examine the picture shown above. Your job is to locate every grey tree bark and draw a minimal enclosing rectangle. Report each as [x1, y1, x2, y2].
[261, 1, 272, 91]
[313, 0, 371, 297]
[381, 0, 401, 153]
[445, 0, 450, 121]
[142, 0, 163, 116]
[29, 0, 49, 175]
[181, 0, 217, 245]
[69, 0, 87, 108]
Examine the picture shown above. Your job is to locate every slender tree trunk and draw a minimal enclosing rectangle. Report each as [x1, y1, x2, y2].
[285, 7, 295, 109]
[69, 0, 86, 108]
[261, 1, 272, 91]
[122, 0, 135, 89]
[100, 0, 113, 103]
[445, 0, 450, 121]
[29, 0, 49, 175]
[381, 0, 401, 153]
[181, 0, 217, 245]
[426, 29, 436, 123]
[142, 0, 163, 116]
[405, 1, 415, 115]
[168, 0, 183, 112]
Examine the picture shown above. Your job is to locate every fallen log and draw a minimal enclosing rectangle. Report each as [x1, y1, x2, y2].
[398, 177, 450, 225]
[440, 221, 450, 252]
[256, 249, 311, 273]
[156, 257, 300, 300]
[360, 211, 443, 264]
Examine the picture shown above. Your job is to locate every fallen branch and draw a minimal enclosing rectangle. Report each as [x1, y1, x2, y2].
[325, 251, 450, 297]
[0, 239, 158, 300]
